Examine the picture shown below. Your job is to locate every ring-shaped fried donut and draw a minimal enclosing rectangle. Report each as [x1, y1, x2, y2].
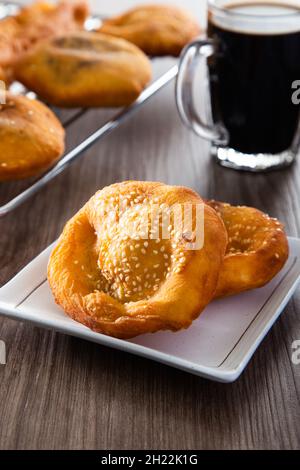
[48, 182, 227, 339]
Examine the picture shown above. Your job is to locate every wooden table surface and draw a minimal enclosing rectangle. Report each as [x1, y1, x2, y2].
[0, 0, 300, 451]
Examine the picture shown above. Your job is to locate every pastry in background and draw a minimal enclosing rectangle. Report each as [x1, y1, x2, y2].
[0, 14, 21, 83]
[0, 0, 89, 83]
[16, 0, 88, 28]
[99, 4, 201, 57]
[16, 32, 152, 108]
[0, 93, 65, 180]
[206, 200, 289, 298]
[0, 65, 12, 84]
[48, 181, 227, 338]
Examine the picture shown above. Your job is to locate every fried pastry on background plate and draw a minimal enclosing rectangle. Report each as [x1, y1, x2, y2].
[16, 32, 152, 108]
[0, 0, 88, 83]
[0, 93, 65, 181]
[206, 200, 289, 298]
[99, 4, 201, 57]
[48, 181, 227, 339]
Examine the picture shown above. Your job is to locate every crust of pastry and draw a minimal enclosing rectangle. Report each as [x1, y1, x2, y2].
[0, 93, 65, 181]
[0, 1, 88, 83]
[15, 31, 152, 108]
[99, 4, 201, 57]
[206, 200, 289, 298]
[48, 181, 227, 339]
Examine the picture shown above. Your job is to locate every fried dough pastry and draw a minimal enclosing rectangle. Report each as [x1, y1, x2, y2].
[0, 93, 65, 181]
[16, 32, 152, 108]
[206, 200, 289, 298]
[99, 4, 201, 57]
[0, 15, 20, 83]
[48, 181, 227, 339]
[0, 0, 88, 83]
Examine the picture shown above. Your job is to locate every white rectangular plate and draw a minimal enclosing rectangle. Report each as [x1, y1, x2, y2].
[0, 238, 299, 382]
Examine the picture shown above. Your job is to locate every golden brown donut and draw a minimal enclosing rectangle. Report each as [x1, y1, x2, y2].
[15, 31, 152, 108]
[99, 4, 201, 57]
[0, 0, 89, 83]
[206, 200, 289, 298]
[48, 181, 227, 339]
[0, 93, 65, 181]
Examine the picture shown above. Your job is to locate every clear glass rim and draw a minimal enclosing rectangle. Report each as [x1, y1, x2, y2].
[208, 0, 300, 19]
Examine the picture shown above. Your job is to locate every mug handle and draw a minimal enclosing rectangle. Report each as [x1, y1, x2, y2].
[176, 38, 229, 145]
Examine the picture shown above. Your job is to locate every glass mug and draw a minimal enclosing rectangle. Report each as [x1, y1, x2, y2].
[176, 0, 300, 172]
